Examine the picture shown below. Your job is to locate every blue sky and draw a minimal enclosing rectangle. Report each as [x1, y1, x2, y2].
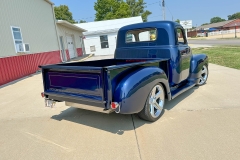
[52, 0, 240, 27]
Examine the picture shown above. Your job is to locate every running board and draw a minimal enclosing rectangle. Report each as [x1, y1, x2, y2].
[171, 83, 196, 99]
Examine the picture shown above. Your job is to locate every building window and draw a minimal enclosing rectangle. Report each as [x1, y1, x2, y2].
[126, 28, 157, 43]
[126, 34, 134, 42]
[100, 35, 109, 49]
[11, 26, 23, 52]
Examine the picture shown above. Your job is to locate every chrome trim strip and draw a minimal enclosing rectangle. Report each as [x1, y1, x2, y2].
[46, 92, 105, 103]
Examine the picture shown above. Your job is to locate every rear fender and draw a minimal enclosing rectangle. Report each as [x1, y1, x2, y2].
[113, 67, 170, 114]
[188, 54, 208, 83]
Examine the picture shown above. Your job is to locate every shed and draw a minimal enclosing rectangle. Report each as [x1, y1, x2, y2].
[56, 20, 87, 61]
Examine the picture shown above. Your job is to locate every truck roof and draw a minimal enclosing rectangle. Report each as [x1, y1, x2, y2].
[117, 21, 182, 47]
[119, 20, 181, 31]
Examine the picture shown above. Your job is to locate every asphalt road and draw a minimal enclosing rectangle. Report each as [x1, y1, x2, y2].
[1, 61, 240, 160]
[188, 39, 240, 46]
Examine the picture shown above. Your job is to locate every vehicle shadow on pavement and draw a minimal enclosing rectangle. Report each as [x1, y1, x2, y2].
[51, 87, 199, 133]
[51, 107, 146, 134]
[132, 86, 200, 127]
[164, 86, 199, 110]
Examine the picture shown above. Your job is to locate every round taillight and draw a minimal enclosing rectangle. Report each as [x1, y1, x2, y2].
[111, 102, 119, 109]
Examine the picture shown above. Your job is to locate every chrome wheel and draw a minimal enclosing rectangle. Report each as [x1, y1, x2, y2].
[198, 65, 208, 85]
[148, 85, 165, 118]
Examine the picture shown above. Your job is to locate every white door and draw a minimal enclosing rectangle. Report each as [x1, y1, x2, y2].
[67, 36, 75, 58]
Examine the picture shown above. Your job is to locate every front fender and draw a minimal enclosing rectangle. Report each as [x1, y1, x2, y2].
[113, 67, 170, 114]
[188, 54, 208, 83]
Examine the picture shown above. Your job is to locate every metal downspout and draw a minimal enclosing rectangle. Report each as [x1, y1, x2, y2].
[50, 3, 65, 62]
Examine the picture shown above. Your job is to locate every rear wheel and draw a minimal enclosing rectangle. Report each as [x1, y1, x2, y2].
[138, 84, 165, 122]
[196, 65, 208, 86]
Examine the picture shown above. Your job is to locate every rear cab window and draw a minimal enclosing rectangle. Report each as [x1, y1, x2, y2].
[126, 28, 157, 43]
[176, 28, 187, 45]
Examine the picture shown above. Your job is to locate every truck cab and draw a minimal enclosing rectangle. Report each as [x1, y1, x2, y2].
[115, 21, 200, 86]
[40, 21, 208, 122]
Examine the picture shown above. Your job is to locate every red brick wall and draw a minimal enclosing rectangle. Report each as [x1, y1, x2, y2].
[76, 48, 83, 57]
[187, 31, 197, 37]
[65, 49, 70, 60]
[229, 26, 239, 30]
[0, 50, 61, 86]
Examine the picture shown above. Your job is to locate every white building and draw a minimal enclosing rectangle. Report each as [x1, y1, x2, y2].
[56, 20, 86, 61]
[0, 0, 86, 86]
[75, 16, 143, 56]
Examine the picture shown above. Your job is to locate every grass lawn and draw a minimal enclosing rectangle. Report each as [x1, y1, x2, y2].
[192, 46, 240, 69]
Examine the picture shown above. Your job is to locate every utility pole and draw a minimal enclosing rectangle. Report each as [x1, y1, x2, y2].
[235, 23, 237, 38]
[162, 0, 165, 20]
[196, 24, 197, 37]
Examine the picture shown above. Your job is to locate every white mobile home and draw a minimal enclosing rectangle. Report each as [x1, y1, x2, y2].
[75, 16, 143, 56]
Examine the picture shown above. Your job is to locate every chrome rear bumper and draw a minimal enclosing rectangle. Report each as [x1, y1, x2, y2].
[65, 102, 113, 114]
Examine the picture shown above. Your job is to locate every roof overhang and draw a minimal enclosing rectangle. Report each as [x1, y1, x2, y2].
[83, 28, 119, 36]
[223, 19, 240, 27]
[45, 0, 54, 5]
[196, 20, 235, 30]
[57, 20, 87, 32]
[225, 22, 240, 27]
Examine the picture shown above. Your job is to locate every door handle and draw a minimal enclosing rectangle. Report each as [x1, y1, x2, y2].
[181, 50, 186, 55]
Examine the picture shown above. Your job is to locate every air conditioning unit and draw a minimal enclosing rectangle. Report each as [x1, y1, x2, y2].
[16, 44, 24, 52]
[16, 43, 30, 52]
[23, 43, 30, 52]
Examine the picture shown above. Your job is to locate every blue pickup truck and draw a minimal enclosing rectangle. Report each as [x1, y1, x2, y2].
[40, 21, 208, 122]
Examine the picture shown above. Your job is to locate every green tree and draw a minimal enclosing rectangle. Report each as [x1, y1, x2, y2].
[201, 23, 209, 26]
[54, 5, 75, 23]
[126, 0, 152, 22]
[79, 20, 87, 23]
[210, 17, 225, 23]
[175, 19, 181, 33]
[94, 0, 151, 22]
[228, 12, 240, 20]
[175, 19, 180, 23]
[94, 0, 131, 21]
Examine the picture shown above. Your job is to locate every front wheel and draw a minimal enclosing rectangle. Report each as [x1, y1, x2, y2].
[196, 65, 209, 86]
[138, 83, 165, 122]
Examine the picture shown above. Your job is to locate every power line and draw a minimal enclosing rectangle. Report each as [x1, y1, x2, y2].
[148, 14, 162, 18]
[166, 5, 173, 21]
[76, 14, 162, 23]
[147, 1, 159, 6]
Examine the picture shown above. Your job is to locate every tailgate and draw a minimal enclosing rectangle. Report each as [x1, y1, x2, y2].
[42, 68, 106, 105]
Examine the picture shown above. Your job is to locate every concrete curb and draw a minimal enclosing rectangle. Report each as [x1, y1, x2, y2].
[188, 44, 213, 48]
[78, 54, 94, 62]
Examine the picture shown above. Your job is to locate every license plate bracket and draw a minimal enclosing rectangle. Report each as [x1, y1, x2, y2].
[45, 99, 56, 108]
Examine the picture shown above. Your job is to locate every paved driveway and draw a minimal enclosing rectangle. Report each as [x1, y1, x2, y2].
[0, 62, 240, 160]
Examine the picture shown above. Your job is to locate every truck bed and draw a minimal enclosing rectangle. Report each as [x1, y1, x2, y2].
[40, 58, 169, 111]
